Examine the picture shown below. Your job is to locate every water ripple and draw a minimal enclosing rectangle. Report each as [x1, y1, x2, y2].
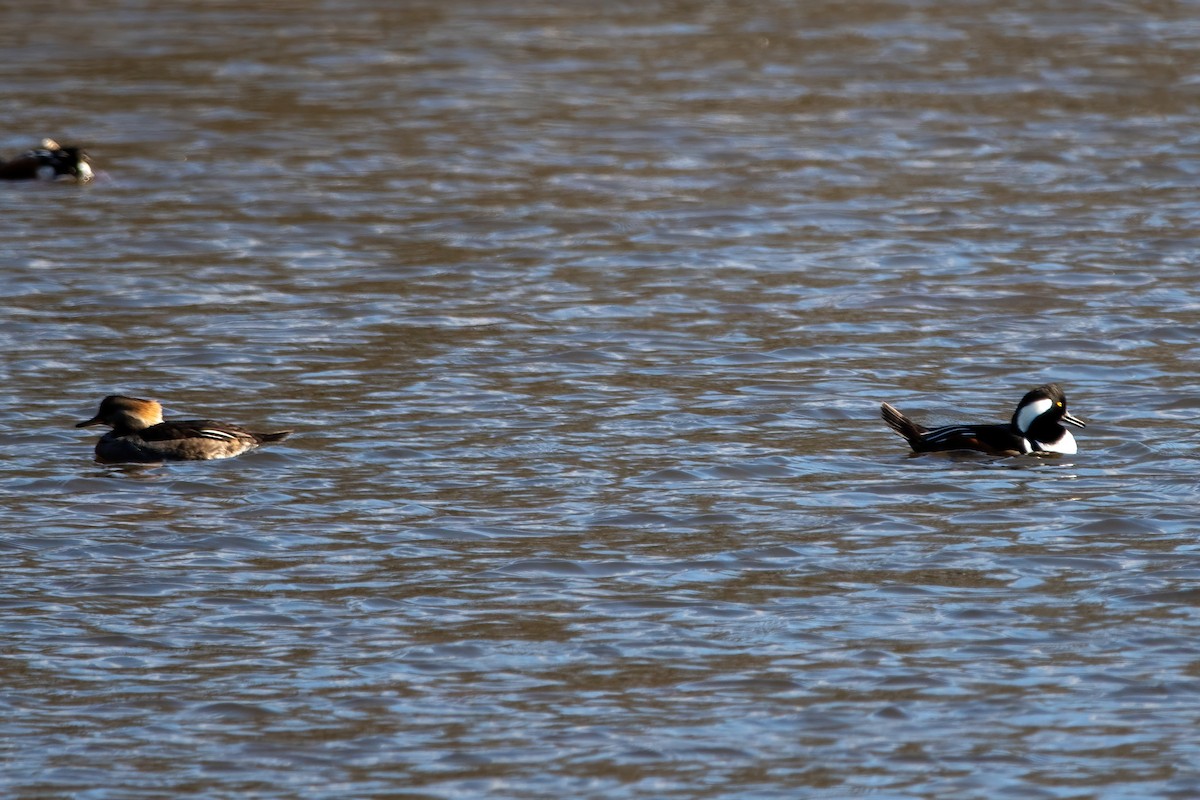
[5, 1, 1200, 798]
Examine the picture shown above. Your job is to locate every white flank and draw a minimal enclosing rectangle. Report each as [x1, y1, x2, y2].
[1034, 431, 1077, 454]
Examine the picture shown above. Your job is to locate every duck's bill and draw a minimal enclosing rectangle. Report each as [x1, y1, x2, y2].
[75, 416, 103, 428]
[1062, 411, 1086, 428]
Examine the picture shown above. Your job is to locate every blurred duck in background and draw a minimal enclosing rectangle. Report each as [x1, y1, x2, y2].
[0, 139, 93, 182]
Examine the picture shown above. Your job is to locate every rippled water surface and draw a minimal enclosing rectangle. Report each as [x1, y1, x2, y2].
[4, 1, 1200, 797]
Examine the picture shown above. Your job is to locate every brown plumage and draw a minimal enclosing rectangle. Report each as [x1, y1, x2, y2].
[76, 395, 292, 463]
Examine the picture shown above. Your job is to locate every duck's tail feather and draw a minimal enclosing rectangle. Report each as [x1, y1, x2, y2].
[253, 430, 293, 444]
[880, 402, 925, 449]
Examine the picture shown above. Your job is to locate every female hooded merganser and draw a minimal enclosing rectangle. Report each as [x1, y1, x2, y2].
[76, 395, 292, 463]
[881, 383, 1085, 455]
[0, 139, 93, 182]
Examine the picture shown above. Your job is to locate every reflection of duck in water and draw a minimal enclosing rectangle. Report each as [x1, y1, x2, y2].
[881, 383, 1086, 455]
[76, 395, 293, 463]
[0, 139, 93, 182]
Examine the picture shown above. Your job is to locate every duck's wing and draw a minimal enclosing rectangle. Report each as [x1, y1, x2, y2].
[139, 419, 256, 443]
[918, 423, 1028, 455]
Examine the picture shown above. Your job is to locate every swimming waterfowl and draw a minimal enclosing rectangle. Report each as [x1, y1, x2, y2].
[0, 139, 93, 182]
[76, 395, 292, 463]
[881, 383, 1086, 455]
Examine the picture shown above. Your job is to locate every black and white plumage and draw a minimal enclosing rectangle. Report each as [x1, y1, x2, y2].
[881, 383, 1086, 456]
[0, 139, 93, 182]
[76, 395, 292, 463]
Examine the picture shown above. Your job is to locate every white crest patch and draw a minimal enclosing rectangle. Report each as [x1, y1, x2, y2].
[1015, 397, 1053, 433]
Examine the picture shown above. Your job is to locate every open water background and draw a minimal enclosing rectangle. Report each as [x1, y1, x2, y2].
[3, 1, 1200, 798]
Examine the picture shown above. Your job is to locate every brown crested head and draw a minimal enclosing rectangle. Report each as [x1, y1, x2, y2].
[76, 395, 164, 431]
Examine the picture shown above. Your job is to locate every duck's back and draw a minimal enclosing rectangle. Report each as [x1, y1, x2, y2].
[97, 420, 291, 462]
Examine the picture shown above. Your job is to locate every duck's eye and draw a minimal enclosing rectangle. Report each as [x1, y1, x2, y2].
[1056, 401, 1063, 407]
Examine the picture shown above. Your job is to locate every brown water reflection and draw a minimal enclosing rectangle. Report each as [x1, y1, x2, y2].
[4, 0, 1200, 798]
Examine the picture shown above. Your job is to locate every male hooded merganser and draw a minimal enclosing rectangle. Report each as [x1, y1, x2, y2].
[0, 139, 93, 182]
[881, 383, 1086, 455]
[76, 395, 292, 463]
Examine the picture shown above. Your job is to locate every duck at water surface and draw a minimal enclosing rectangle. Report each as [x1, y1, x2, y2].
[881, 383, 1085, 456]
[76, 395, 292, 463]
[0, 139, 93, 182]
